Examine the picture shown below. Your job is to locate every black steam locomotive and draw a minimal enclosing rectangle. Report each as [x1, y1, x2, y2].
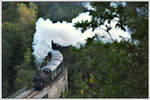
[32, 50, 63, 90]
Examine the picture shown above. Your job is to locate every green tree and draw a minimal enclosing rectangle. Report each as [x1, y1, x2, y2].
[2, 22, 24, 97]
[63, 2, 148, 98]
[14, 2, 37, 90]
[35, 2, 87, 22]
[2, 2, 37, 97]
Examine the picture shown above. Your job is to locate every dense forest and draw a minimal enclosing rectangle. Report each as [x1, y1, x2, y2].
[2, 2, 86, 97]
[2, 2, 148, 98]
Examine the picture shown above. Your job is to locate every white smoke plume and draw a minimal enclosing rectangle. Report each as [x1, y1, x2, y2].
[32, 11, 131, 69]
[32, 12, 94, 68]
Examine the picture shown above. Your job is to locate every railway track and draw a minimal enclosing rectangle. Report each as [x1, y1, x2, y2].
[26, 91, 40, 98]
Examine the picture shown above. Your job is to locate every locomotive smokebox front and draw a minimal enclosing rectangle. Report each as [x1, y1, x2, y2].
[32, 73, 44, 90]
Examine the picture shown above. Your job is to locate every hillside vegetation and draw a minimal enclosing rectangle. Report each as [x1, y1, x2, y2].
[2, 2, 148, 98]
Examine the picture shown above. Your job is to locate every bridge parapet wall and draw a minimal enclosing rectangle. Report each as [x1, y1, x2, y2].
[48, 67, 68, 98]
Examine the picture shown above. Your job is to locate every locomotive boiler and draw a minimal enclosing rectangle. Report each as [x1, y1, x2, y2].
[32, 50, 63, 90]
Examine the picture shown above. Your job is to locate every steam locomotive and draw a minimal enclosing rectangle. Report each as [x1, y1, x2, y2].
[32, 50, 64, 90]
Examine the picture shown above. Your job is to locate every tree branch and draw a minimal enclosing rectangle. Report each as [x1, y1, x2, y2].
[98, 27, 115, 42]
[107, 31, 114, 42]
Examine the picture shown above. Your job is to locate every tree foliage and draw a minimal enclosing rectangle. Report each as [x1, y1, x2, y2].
[63, 38, 148, 98]
[2, 2, 37, 97]
[2, 2, 148, 98]
[74, 2, 148, 42]
[63, 2, 148, 98]
[35, 2, 87, 22]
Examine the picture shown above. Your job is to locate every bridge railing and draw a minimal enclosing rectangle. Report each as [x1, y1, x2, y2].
[7, 88, 26, 98]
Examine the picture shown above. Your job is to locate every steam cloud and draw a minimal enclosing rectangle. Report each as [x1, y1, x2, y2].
[32, 12, 94, 67]
[32, 12, 131, 68]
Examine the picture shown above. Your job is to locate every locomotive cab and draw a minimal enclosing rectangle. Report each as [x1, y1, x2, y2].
[40, 68, 51, 79]
[41, 68, 52, 86]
